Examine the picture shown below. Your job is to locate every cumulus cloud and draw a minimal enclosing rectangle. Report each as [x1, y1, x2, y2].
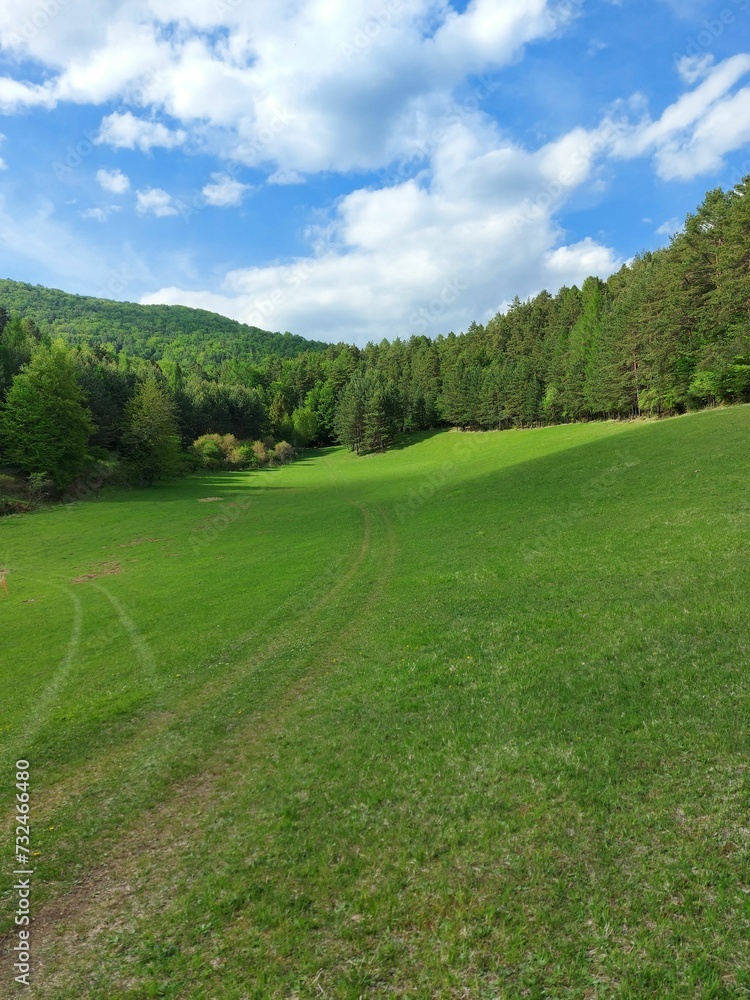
[612, 54, 750, 179]
[0, 77, 56, 113]
[143, 119, 620, 344]
[0, 0, 569, 174]
[96, 168, 130, 194]
[201, 173, 251, 208]
[97, 111, 186, 152]
[136, 188, 178, 217]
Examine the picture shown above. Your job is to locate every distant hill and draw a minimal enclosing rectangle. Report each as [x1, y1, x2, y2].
[0, 279, 327, 369]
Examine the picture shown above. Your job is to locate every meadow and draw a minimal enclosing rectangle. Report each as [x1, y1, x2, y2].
[2, 407, 750, 998]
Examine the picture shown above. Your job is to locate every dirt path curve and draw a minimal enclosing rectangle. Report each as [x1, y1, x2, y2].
[9, 501, 373, 829]
[1, 502, 399, 996]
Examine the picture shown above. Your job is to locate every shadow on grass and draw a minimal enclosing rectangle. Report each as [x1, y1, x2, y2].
[77, 406, 750, 511]
[388, 429, 446, 451]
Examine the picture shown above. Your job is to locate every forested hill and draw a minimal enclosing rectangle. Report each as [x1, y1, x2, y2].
[0, 279, 327, 368]
[1, 177, 748, 495]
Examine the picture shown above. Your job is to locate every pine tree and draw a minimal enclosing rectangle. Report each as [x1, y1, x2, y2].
[363, 378, 399, 452]
[0, 342, 93, 489]
[334, 373, 367, 453]
[122, 369, 181, 484]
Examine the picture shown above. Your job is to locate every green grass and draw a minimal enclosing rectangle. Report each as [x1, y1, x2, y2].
[2, 408, 750, 998]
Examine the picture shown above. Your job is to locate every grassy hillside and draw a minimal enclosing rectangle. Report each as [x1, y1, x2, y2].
[0, 278, 327, 368]
[1, 408, 749, 997]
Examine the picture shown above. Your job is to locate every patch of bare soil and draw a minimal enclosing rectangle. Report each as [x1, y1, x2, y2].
[71, 562, 122, 583]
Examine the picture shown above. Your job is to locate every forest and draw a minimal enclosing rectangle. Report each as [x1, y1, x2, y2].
[0, 177, 748, 501]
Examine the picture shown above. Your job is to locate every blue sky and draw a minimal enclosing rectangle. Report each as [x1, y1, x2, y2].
[0, 0, 749, 346]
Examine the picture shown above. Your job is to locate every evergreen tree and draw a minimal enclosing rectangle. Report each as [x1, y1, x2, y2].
[334, 373, 367, 453]
[122, 369, 181, 484]
[363, 378, 399, 452]
[0, 342, 93, 489]
[0, 315, 34, 394]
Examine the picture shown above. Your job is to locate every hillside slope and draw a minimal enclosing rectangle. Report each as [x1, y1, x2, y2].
[0, 278, 327, 368]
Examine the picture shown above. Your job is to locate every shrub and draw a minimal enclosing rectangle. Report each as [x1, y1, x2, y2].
[251, 440, 271, 467]
[0, 474, 25, 499]
[192, 434, 225, 469]
[192, 433, 250, 470]
[272, 441, 295, 465]
[0, 473, 31, 515]
[235, 443, 258, 469]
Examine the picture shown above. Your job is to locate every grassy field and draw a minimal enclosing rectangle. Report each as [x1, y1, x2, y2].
[2, 407, 750, 998]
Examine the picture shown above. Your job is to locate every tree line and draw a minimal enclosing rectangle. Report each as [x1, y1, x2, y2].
[0, 177, 748, 501]
[250, 179, 750, 452]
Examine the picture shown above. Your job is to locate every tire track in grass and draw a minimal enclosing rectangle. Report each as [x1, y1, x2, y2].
[20, 504, 400, 996]
[90, 583, 160, 691]
[1, 588, 83, 830]
[22, 503, 372, 819]
[28, 502, 373, 822]
[0, 501, 377, 971]
[12, 589, 82, 753]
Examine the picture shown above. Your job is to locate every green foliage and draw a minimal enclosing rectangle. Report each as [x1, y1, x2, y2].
[2, 176, 750, 477]
[291, 406, 319, 446]
[272, 440, 295, 464]
[0, 279, 327, 370]
[334, 372, 367, 452]
[0, 341, 93, 489]
[251, 439, 271, 467]
[192, 433, 253, 469]
[122, 370, 181, 485]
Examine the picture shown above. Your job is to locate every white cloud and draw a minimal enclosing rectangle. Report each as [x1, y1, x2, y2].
[96, 168, 130, 194]
[201, 173, 251, 208]
[267, 168, 305, 186]
[97, 111, 186, 152]
[142, 119, 620, 344]
[655, 85, 750, 179]
[81, 207, 107, 222]
[136, 188, 178, 217]
[612, 54, 750, 180]
[677, 54, 714, 85]
[0, 0, 569, 174]
[656, 218, 682, 237]
[0, 77, 56, 113]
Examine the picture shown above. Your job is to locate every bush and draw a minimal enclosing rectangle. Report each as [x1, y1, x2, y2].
[0, 472, 32, 515]
[272, 441, 295, 465]
[0, 497, 30, 516]
[291, 407, 319, 446]
[251, 440, 271, 467]
[235, 443, 258, 469]
[24, 473, 53, 506]
[192, 434, 225, 470]
[192, 433, 250, 470]
[0, 474, 25, 499]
